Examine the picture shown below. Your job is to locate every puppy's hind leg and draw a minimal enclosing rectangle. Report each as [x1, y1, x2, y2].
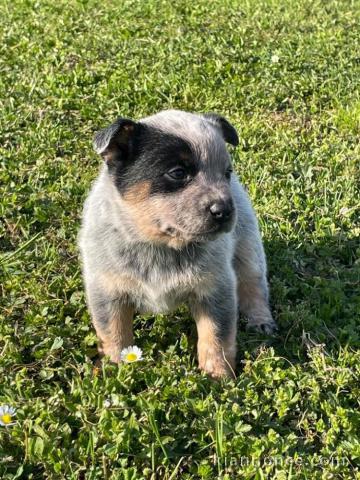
[87, 284, 134, 363]
[234, 235, 277, 335]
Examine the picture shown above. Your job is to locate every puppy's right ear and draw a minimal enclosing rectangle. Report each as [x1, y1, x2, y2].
[93, 118, 138, 164]
[202, 113, 239, 147]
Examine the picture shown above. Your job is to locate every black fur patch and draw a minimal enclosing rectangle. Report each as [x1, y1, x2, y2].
[107, 124, 199, 196]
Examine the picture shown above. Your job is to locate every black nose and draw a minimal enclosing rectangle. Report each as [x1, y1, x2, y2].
[209, 199, 234, 221]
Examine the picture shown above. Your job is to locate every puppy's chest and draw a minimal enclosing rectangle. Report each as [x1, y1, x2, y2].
[114, 246, 212, 313]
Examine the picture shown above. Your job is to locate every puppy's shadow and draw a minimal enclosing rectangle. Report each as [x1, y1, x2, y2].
[239, 232, 359, 363]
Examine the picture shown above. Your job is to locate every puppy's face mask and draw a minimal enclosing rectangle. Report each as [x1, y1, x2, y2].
[93, 111, 239, 249]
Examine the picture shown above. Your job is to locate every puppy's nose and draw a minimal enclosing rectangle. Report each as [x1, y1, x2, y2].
[208, 199, 234, 221]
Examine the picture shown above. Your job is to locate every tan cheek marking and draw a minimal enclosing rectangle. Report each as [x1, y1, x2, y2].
[123, 182, 182, 245]
[123, 182, 164, 240]
[123, 181, 152, 204]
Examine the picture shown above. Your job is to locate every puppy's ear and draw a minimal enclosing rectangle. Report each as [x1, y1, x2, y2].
[203, 113, 239, 147]
[93, 118, 138, 163]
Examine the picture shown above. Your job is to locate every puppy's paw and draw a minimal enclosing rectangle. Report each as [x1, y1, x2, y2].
[98, 342, 122, 363]
[200, 359, 234, 379]
[198, 345, 236, 379]
[246, 316, 278, 335]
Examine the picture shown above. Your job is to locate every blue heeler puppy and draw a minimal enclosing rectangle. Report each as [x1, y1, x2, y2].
[79, 110, 276, 378]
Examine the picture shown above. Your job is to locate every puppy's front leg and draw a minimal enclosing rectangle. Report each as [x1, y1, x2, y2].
[190, 283, 237, 379]
[87, 287, 134, 363]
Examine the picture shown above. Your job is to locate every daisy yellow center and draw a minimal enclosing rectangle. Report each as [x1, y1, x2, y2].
[125, 352, 138, 362]
[1, 414, 12, 424]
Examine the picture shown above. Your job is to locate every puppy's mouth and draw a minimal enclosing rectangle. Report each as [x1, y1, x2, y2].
[160, 224, 227, 242]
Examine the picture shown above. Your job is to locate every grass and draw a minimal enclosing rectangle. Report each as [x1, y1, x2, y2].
[0, 0, 359, 478]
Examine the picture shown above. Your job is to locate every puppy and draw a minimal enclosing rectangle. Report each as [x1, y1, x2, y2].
[79, 110, 276, 378]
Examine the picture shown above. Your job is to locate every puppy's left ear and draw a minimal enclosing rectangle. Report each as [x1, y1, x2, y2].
[93, 117, 138, 164]
[203, 113, 239, 147]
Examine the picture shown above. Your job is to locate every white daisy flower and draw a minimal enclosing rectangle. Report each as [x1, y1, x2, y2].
[0, 405, 16, 426]
[120, 345, 143, 363]
[271, 54, 280, 63]
[103, 398, 111, 408]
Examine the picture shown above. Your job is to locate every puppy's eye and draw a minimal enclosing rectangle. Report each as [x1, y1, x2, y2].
[225, 168, 233, 180]
[167, 167, 187, 180]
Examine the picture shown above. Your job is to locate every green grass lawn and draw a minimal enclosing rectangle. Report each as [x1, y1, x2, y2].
[1, 0, 359, 478]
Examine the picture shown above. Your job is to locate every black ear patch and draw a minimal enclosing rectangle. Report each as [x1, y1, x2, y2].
[93, 118, 137, 163]
[203, 113, 239, 147]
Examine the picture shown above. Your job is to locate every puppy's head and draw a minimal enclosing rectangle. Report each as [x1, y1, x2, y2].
[94, 110, 239, 249]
